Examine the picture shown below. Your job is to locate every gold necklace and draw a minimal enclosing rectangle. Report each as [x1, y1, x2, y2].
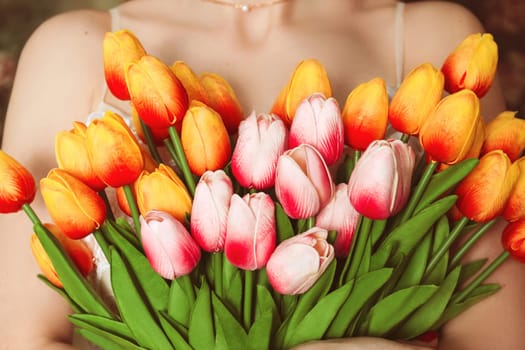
[201, 0, 291, 12]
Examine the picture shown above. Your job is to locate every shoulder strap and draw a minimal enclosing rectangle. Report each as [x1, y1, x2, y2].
[394, 1, 406, 87]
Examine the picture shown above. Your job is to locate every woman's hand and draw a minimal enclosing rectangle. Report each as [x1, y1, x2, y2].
[290, 337, 437, 350]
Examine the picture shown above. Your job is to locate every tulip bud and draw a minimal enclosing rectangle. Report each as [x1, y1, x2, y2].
[419, 89, 481, 164]
[103, 29, 146, 100]
[231, 111, 288, 190]
[502, 219, 525, 263]
[87, 111, 144, 187]
[315, 183, 359, 258]
[289, 93, 344, 165]
[267, 227, 334, 295]
[171, 60, 210, 104]
[40, 169, 107, 239]
[271, 59, 332, 126]
[30, 223, 94, 288]
[191, 170, 233, 252]
[225, 192, 276, 270]
[348, 139, 415, 220]
[388, 63, 444, 135]
[275, 144, 335, 219]
[482, 111, 525, 161]
[127, 55, 189, 129]
[200, 72, 244, 133]
[441, 33, 498, 98]
[140, 210, 201, 279]
[0, 150, 36, 213]
[135, 164, 192, 222]
[503, 157, 525, 222]
[181, 100, 231, 176]
[456, 150, 520, 222]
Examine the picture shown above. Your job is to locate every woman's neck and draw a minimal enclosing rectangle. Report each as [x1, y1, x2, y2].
[200, 0, 292, 12]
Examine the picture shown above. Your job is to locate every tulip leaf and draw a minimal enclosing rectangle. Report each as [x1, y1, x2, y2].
[222, 257, 243, 319]
[158, 311, 193, 350]
[188, 279, 216, 350]
[370, 219, 388, 248]
[361, 284, 438, 337]
[285, 282, 354, 348]
[394, 266, 461, 339]
[395, 232, 432, 290]
[33, 223, 114, 318]
[167, 275, 195, 329]
[423, 216, 450, 284]
[104, 220, 170, 313]
[110, 248, 173, 349]
[76, 328, 147, 350]
[457, 258, 488, 286]
[113, 217, 142, 249]
[275, 202, 295, 243]
[414, 158, 478, 214]
[249, 286, 280, 350]
[326, 268, 393, 339]
[69, 313, 133, 340]
[212, 292, 249, 350]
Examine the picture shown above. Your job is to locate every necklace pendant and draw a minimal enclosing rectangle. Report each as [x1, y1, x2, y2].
[240, 4, 251, 12]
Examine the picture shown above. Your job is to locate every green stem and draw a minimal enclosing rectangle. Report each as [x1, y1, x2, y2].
[400, 133, 410, 143]
[424, 216, 469, 279]
[22, 203, 41, 225]
[213, 253, 224, 298]
[243, 270, 254, 330]
[399, 161, 439, 224]
[306, 216, 315, 230]
[453, 250, 510, 304]
[93, 229, 111, 261]
[139, 119, 163, 164]
[98, 190, 115, 222]
[123, 185, 141, 235]
[449, 220, 497, 269]
[343, 216, 372, 283]
[168, 126, 196, 196]
[163, 138, 183, 170]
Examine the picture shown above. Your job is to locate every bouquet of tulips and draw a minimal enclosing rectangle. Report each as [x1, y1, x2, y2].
[2, 30, 525, 350]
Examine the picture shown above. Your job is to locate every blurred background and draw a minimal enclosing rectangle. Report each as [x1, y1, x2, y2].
[0, 0, 524, 142]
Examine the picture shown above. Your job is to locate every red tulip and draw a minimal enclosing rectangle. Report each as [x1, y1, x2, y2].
[347, 139, 415, 220]
[266, 227, 334, 295]
[140, 210, 201, 279]
[191, 170, 233, 252]
[275, 144, 334, 219]
[225, 192, 276, 270]
[502, 219, 525, 263]
[481, 111, 525, 161]
[0, 150, 36, 213]
[289, 93, 344, 166]
[231, 111, 288, 190]
[315, 183, 359, 258]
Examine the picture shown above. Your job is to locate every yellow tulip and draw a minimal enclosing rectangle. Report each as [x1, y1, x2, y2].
[172, 61, 209, 104]
[481, 111, 525, 161]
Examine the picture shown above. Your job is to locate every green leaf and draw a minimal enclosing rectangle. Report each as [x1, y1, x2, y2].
[168, 275, 195, 328]
[110, 248, 173, 349]
[158, 311, 193, 350]
[212, 292, 249, 350]
[33, 223, 113, 318]
[69, 314, 133, 340]
[370, 219, 388, 248]
[113, 217, 142, 248]
[395, 232, 431, 290]
[458, 259, 488, 286]
[424, 216, 450, 284]
[275, 202, 295, 243]
[189, 279, 215, 350]
[249, 286, 280, 350]
[394, 266, 461, 339]
[222, 257, 243, 319]
[76, 328, 147, 350]
[363, 285, 438, 337]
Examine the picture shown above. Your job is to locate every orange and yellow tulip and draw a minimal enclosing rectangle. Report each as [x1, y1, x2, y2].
[55, 121, 106, 191]
[172, 61, 209, 104]
[0, 150, 36, 213]
[86, 111, 144, 187]
[181, 100, 231, 176]
[30, 223, 94, 288]
[441, 33, 498, 98]
[419, 89, 481, 164]
[40, 169, 107, 239]
[342, 77, 389, 151]
[388, 63, 444, 135]
[103, 29, 146, 100]
[200, 72, 244, 134]
[502, 219, 525, 263]
[455, 150, 520, 222]
[135, 164, 192, 222]
[481, 111, 525, 161]
[131, 104, 171, 146]
[270, 59, 332, 126]
[127, 55, 189, 129]
[503, 157, 525, 222]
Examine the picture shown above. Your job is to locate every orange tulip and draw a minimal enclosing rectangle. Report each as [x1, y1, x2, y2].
[40, 169, 107, 239]
[455, 150, 519, 222]
[503, 157, 525, 222]
[0, 150, 36, 213]
[502, 219, 525, 263]
[135, 164, 192, 222]
[127, 55, 189, 129]
[419, 89, 481, 164]
[55, 121, 106, 191]
[388, 63, 444, 135]
[131, 103, 171, 146]
[341, 77, 389, 151]
[30, 223, 94, 288]
[181, 100, 231, 176]
[172, 61, 209, 104]
[441, 33, 498, 98]
[481, 111, 525, 161]
[103, 29, 146, 100]
[86, 111, 144, 187]
[270, 59, 332, 126]
[200, 72, 244, 134]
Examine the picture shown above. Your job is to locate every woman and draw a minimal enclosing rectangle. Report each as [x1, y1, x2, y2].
[1, 1, 524, 349]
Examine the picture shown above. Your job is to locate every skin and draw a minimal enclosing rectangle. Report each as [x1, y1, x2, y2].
[1, 0, 524, 349]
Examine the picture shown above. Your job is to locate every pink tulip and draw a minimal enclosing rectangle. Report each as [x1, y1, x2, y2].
[275, 144, 334, 219]
[348, 139, 415, 220]
[224, 192, 276, 270]
[266, 227, 334, 295]
[315, 183, 360, 257]
[190, 170, 233, 252]
[231, 111, 288, 190]
[140, 210, 201, 279]
[289, 93, 345, 165]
